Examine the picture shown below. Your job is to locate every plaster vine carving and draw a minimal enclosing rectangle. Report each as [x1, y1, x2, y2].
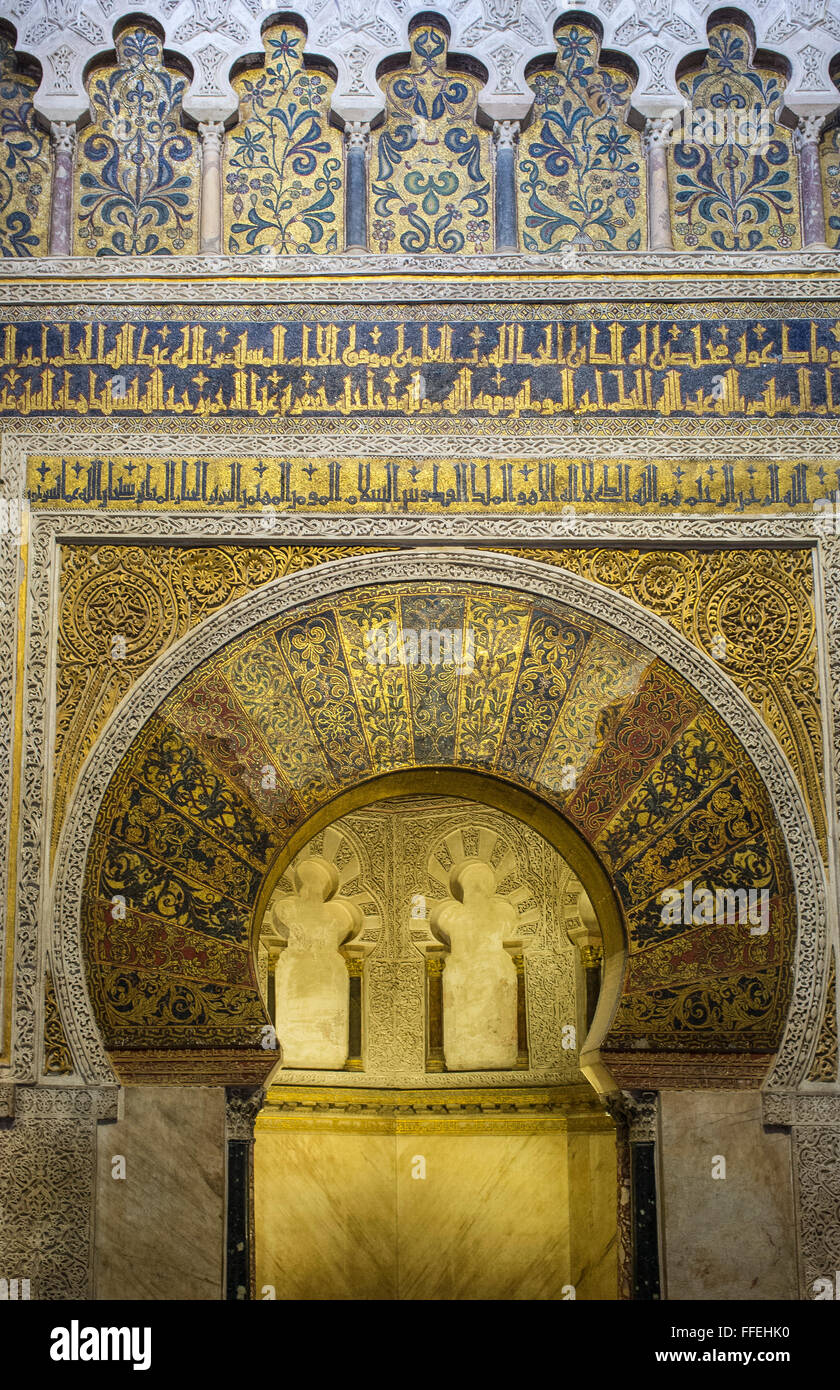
[1, 250, 840, 282]
[9, 2, 840, 126]
[794, 1126, 840, 1297]
[0, 1102, 96, 1298]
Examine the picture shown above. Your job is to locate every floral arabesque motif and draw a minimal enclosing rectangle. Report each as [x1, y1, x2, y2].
[671, 24, 800, 252]
[76, 25, 198, 256]
[0, 34, 50, 257]
[371, 24, 492, 255]
[821, 122, 840, 250]
[518, 25, 645, 253]
[224, 25, 343, 255]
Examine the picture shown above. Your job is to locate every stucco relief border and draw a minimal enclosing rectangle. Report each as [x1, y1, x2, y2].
[1, 266, 840, 306]
[36, 541, 827, 1091]
[10, 0, 840, 127]
[8, 421, 840, 460]
[0, 251, 839, 281]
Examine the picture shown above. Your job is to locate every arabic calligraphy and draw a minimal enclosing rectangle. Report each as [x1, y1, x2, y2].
[4, 317, 840, 420]
[27, 454, 837, 515]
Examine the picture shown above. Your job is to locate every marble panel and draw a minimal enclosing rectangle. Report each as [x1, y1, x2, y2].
[395, 1133, 571, 1300]
[254, 1131, 398, 1299]
[567, 1128, 619, 1300]
[659, 1090, 797, 1300]
[94, 1085, 225, 1300]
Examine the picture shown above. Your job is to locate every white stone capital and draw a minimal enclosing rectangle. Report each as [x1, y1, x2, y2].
[643, 116, 674, 153]
[794, 114, 826, 151]
[50, 120, 77, 156]
[198, 121, 225, 158]
[492, 119, 520, 151]
[344, 120, 371, 152]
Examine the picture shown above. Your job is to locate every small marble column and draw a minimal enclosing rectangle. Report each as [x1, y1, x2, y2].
[566, 888, 604, 1037]
[425, 951, 446, 1072]
[493, 119, 520, 252]
[48, 122, 76, 256]
[225, 1087, 264, 1301]
[344, 121, 370, 253]
[627, 1091, 662, 1300]
[198, 121, 225, 255]
[795, 115, 829, 250]
[580, 942, 604, 1034]
[343, 953, 364, 1071]
[264, 942, 282, 1028]
[642, 116, 674, 252]
[509, 950, 529, 1068]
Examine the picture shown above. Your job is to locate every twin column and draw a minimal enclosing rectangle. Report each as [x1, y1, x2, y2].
[493, 119, 520, 253]
[344, 121, 371, 253]
[643, 116, 675, 251]
[343, 118, 521, 254]
[198, 121, 225, 254]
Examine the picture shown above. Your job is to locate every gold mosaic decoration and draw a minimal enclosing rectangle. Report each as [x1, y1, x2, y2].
[511, 547, 826, 856]
[55, 544, 825, 866]
[370, 23, 492, 255]
[821, 122, 840, 251]
[80, 580, 796, 1064]
[223, 23, 343, 254]
[669, 22, 800, 253]
[54, 543, 374, 850]
[518, 23, 646, 252]
[0, 33, 51, 257]
[74, 25, 199, 256]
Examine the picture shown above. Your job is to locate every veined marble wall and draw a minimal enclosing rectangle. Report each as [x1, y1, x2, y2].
[659, 1091, 798, 1300]
[93, 1085, 226, 1300]
[254, 1089, 617, 1300]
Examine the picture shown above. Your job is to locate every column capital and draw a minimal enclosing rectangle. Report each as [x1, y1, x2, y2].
[642, 115, 674, 153]
[606, 1088, 660, 1142]
[198, 120, 225, 156]
[794, 114, 826, 151]
[225, 1085, 265, 1142]
[50, 120, 77, 155]
[493, 118, 520, 150]
[344, 120, 371, 152]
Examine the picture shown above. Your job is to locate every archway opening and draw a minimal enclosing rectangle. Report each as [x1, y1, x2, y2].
[252, 780, 620, 1301]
